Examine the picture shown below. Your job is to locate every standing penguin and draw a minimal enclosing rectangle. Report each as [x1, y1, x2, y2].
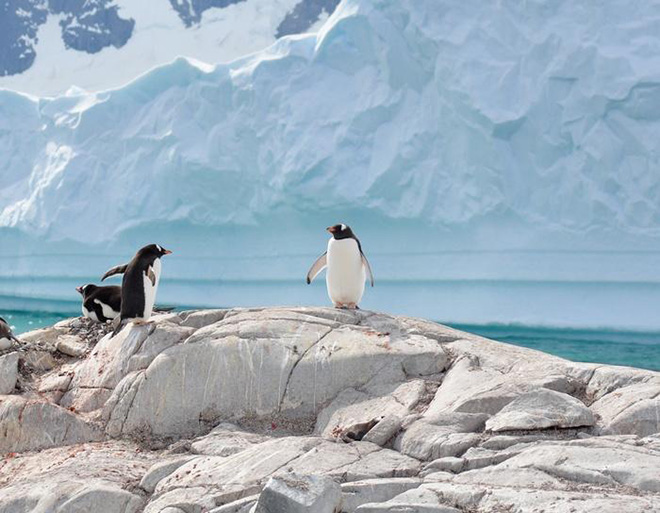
[306, 224, 374, 309]
[0, 316, 20, 348]
[101, 244, 172, 336]
[76, 284, 122, 323]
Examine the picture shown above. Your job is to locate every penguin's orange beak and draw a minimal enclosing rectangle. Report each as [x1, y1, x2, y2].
[327, 226, 337, 234]
[75, 286, 83, 294]
[163, 249, 172, 255]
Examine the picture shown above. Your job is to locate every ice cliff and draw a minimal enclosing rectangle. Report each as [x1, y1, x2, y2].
[1, 0, 660, 328]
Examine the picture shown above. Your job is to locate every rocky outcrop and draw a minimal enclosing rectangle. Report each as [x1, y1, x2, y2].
[1, 307, 659, 512]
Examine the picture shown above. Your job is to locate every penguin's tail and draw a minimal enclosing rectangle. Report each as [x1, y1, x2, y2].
[110, 318, 129, 338]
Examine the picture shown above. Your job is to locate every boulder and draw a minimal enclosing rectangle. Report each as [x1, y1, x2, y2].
[0, 396, 102, 453]
[107, 310, 447, 437]
[55, 335, 88, 357]
[355, 486, 461, 512]
[254, 473, 341, 513]
[61, 321, 194, 413]
[485, 388, 594, 432]
[0, 351, 19, 394]
[591, 382, 660, 437]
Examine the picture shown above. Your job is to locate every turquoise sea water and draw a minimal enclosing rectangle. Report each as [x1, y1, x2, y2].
[4, 309, 659, 372]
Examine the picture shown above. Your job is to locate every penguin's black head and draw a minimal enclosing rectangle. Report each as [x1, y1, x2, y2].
[139, 244, 173, 258]
[327, 223, 354, 240]
[76, 284, 96, 296]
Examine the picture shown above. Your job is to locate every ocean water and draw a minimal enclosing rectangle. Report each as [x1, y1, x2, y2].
[4, 308, 659, 372]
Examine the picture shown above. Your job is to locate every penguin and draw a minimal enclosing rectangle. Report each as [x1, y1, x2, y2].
[101, 244, 172, 337]
[306, 224, 374, 309]
[76, 284, 122, 323]
[0, 316, 19, 348]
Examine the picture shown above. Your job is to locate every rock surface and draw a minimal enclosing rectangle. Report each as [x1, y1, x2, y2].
[1, 307, 659, 512]
[0, 351, 19, 394]
[254, 473, 341, 513]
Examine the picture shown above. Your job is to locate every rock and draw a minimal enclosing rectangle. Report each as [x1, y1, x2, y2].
[479, 433, 557, 450]
[209, 495, 260, 513]
[0, 396, 102, 453]
[109, 310, 447, 437]
[61, 321, 194, 413]
[485, 388, 595, 432]
[0, 440, 154, 512]
[56, 485, 145, 513]
[190, 423, 271, 456]
[393, 415, 483, 461]
[460, 445, 529, 471]
[425, 339, 591, 418]
[355, 486, 461, 512]
[591, 382, 660, 437]
[340, 478, 422, 513]
[55, 335, 88, 357]
[422, 481, 660, 512]
[452, 438, 660, 492]
[140, 456, 195, 493]
[422, 457, 464, 474]
[21, 349, 58, 371]
[3, 307, 660, 513]
[362, 415, 403, 446]
[179, 309, 228, 328]
[316, 381, 425, 440]
[254, 473, 341, 513]
[38, 370, 75, 403]
[585, 365, 659, 402]
[0, 352, 19, 394]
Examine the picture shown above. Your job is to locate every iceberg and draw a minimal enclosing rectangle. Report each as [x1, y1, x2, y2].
[1, 0, 660, 329]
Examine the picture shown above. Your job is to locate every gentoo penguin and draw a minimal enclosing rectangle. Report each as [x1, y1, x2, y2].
[0, 316, 19, 347]
[76, 284, 122, 323]
[101, 244, 172, 336]
[306, 224, 374, 309]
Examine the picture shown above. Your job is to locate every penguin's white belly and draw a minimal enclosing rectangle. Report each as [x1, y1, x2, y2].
[142, 258, 161, 320]
[326, 238, 365, 305]
[82, 305, 99, 322]
[94, 299, 119, 321]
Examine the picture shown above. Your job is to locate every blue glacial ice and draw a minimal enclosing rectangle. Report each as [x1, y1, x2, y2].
[1, 0, 660, 329]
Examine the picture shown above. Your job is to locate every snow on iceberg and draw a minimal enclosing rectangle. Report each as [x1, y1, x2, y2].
[1, 0, 660, 329]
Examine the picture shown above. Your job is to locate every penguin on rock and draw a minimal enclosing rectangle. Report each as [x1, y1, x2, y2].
[102, 244, 172, 337]
[0, 316, 20, 349]
[76, 284, 122, 323]
[306, 224, 374, 309]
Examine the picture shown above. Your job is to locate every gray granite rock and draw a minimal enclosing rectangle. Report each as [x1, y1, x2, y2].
[2, 307, 660, 513]
[485, 388, 594, 432]
[0, 396, 102, 453]
[340, 478, 422, 513]
[254, 473, 341, 513]
[591, 382, 660, 437]
[0, 351, 19, 394]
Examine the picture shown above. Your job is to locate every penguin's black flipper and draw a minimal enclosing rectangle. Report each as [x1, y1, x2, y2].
[102, 264, 128, 281]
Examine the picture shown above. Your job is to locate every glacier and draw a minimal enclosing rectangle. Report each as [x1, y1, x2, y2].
[1, 0, 660, 330]
[0, 0, 340, 96]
